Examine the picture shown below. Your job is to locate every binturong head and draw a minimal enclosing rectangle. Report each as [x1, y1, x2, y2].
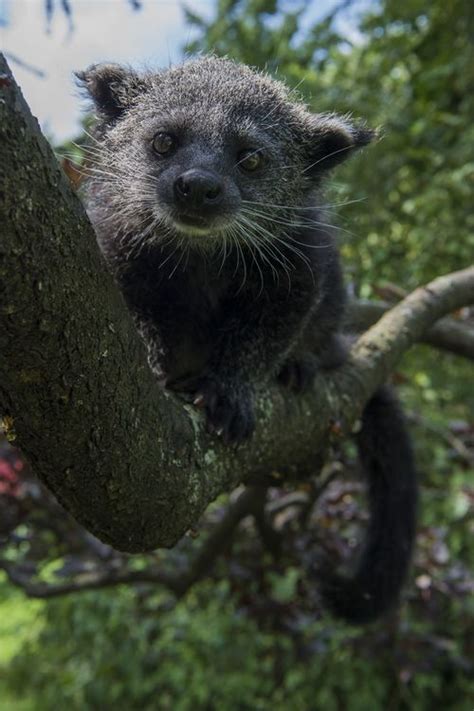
[76, 56, 374, 251]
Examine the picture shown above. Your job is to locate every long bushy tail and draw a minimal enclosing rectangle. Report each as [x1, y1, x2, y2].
[320, 386, 418, 624]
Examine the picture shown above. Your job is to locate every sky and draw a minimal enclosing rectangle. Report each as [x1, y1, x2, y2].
[0, 0, 345, 143]
[0, 0, 215, 141]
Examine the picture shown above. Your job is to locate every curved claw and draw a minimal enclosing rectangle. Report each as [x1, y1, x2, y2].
[184, 375, 255, 443]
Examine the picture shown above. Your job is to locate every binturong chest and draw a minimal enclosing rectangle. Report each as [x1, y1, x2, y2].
[117, 243, 281, 386]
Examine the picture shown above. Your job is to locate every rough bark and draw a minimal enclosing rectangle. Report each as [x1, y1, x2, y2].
[1, 55, 473, 553]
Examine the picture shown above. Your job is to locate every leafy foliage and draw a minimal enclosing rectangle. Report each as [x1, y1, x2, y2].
[185, 0, 474, 293]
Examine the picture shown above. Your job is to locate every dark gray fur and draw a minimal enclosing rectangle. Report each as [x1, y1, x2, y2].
[77, 56, 417, 623]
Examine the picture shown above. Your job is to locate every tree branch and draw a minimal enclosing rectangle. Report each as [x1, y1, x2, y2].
[0, 485, 259, 598]
[1, 54, 473, 554]
[0, 557, 180, 598]
[346, 300, 474, 360]
[347, 268, 474, 403]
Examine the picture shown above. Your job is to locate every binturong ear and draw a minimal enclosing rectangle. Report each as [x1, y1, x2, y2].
[75, 63, 149, 121]
[303, 113, 376, 175]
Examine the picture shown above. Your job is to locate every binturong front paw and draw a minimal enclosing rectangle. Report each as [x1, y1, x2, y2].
[277, 353, 318, 392]
[188, 375, 256, 443]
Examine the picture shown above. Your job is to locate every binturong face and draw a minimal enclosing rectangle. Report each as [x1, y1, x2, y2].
[77, 56, 373, 251]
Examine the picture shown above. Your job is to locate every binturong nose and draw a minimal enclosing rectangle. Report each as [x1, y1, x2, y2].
[174, 169, 223, 209]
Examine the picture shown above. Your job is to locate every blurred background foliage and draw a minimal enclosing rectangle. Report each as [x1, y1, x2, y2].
[1, 0, 473, 709]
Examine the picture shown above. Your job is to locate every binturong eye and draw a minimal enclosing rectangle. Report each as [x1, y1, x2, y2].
[152, 132, 177, 156]
[237, 148, 264, 172]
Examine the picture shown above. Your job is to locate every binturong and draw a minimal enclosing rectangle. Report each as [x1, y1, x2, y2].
[76, 56, 417, 625]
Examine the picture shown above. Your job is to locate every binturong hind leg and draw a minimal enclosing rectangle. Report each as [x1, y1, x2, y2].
[277, 332, 349, 392]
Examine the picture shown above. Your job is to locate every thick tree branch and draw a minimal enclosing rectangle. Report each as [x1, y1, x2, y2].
[1, 54, 473, 554]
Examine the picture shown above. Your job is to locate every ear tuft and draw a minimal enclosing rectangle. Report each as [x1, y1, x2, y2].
[75, 63, 147, 121]
[305, 113, 376, 174]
